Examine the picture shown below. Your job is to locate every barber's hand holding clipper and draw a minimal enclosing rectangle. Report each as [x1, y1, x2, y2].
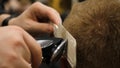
[0, 2, 62, 68]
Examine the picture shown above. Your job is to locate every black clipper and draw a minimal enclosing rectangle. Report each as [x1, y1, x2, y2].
[37, 37, 67, 64]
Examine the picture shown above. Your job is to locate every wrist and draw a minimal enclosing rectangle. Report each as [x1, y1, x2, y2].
[8, 17, 17, 25]
[0, 14, 10, 26]
[1, 15, 16, 26]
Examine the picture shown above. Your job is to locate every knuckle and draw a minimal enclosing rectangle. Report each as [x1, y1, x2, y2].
[12, 35, 23, 45]
[34, 2, 41, 5]
[6, 26, 24, 45]
[7, 52, 19, 63]
[3, 26, 24, 34]
[32, 2, 41, 8]
[8, 26, 24, 36]
[8, 26, 24, 32]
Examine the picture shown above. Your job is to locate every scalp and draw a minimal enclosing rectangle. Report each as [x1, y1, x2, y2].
[63, 0, 120, 68]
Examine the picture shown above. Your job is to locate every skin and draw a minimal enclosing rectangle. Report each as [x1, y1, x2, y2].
[9, 2, 62, 34]
[0, 26, 42, 68]
[0, 2, 62, 68]
[0, 2, 62, 35]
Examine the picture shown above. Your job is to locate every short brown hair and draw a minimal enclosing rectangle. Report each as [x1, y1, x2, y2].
[63, 0, 120, 68]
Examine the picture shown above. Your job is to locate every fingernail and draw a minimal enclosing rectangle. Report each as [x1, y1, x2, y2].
[54, 24, 58, 29]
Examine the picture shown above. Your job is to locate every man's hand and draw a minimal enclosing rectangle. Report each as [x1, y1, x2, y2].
[9, 2, 62, 35]
[0, 26, 42, 68]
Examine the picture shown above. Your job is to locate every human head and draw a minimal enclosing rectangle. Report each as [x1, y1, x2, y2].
[63, 0, 120, 68]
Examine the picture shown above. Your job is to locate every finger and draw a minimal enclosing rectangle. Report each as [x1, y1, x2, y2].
[46, 7, 62, 25]
[12, 57, 32, 68]
[2, 50, 32, 68]
[22, 30, 42, 68]
[31, 2, 62, 25]
[29, 20, 54, 34]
